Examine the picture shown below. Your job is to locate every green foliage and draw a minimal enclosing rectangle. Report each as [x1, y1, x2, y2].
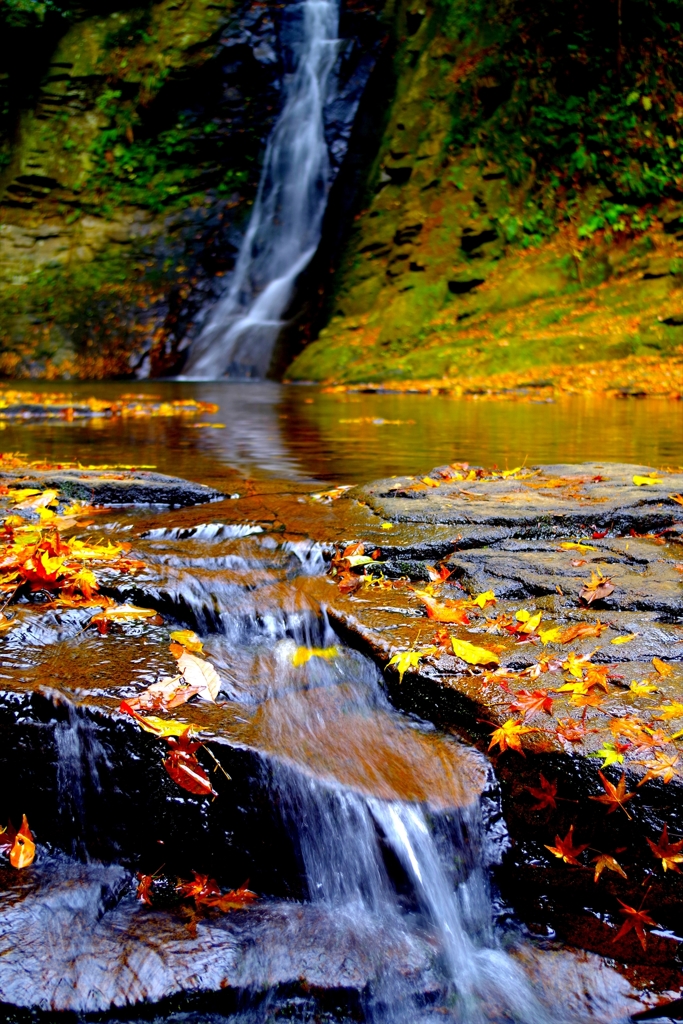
[448, 0, 683, 236]
[86, 92, 251, 214]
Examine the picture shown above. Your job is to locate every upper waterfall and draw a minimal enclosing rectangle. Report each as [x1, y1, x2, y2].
[182, 0, 340, 379]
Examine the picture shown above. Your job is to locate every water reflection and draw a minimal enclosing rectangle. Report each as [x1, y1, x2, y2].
[0, 380, 681, 486]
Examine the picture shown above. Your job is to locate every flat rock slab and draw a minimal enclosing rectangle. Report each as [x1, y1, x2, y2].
[296, 463, 683, 954]
[0, 857, 434, 1014]
[0, 468, 223, 506]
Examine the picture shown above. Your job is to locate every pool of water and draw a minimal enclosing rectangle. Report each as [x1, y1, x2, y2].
[1, 381, 682, 488]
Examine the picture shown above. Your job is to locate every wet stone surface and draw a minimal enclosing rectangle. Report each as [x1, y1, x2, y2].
[1, 462, 683, 1018]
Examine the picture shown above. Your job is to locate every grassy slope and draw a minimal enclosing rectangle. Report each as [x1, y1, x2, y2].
[288, 0, 683, 385]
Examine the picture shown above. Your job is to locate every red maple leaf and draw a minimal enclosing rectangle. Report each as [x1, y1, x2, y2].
[509, 689, 554, 720]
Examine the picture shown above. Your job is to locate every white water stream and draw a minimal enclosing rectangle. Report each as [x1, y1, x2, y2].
[183, 0, 340, 378]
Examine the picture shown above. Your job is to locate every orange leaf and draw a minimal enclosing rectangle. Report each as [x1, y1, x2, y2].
[8, 815, 35, 869]
[612, 901, 659, 950]
[488, 718, 534, 754]
[590, 771, 634, 817]
[646, 825, 683, 872]
[545, 825, 588, 865]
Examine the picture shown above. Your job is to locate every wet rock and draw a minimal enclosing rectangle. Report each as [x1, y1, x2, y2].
[0, 856, 435, 1013]
[0, 468, 224, 506]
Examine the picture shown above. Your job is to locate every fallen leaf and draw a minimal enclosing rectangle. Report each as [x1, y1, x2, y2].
[652, 657, 674, 677]
[3, 815, 36, 869]
[539, 627, 562, 645]
[638, 751, 680, 785]
[545, 826, 588, 866]
[592, 854, 627, 883]
[488, 718, 534, 754]
[164, 733, 215, 797]
[291, 646, 338, 667]
[654, 702, 683, 721]
[669, 493, 683, 506]
[556, 621, 609, 643]
[509, 689, 553, 719]
[124, 677, 202, 713]
[473, 590, 496, 608]
[611, 634, 637, 645]
[414, 591, 472, 624]
[386, 646, 438, 683]
[629, 680, 658, 697]
[589, 744, 625, 768]
[169, 630, 204, 654]
[175, 651, 221, 702]
[451, 637, 500, 666]
[590, 771, 634, 817]
[579, 569, 615, 605]
[560, 541, 597, 553]
[647, 825, 683, 872]
[633, 475, 663, 486]
[119, 702, 195, 738]
[613, 901, 659, 950]
[527, 774, 558, 811]
[92, 603, 158, 624]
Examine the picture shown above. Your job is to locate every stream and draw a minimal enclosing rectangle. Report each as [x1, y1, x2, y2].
[0, 384, 682, 1022]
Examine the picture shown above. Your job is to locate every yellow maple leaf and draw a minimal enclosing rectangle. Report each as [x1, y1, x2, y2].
[630, 680, 659, 697]
[633, 475, 663, 486]
[291, 646, 338, 667]
[451, 638, 500, 666]
[559, 541, 597, 553]
[611, 634, 637, 645]
[653, 657, 674, 677]
[539, 627, 562, 645]
[473, 590, 496, 608]
[386, 646, 438, 683]
[169, 629, 204, 654]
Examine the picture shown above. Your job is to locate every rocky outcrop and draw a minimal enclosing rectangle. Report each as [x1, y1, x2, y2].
[0, 0, 386, 377]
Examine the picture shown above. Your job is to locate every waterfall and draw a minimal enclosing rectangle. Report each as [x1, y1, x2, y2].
[183, 0, 340, 379]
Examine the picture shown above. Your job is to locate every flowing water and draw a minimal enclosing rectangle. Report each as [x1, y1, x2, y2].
[0, 383, 681, 1021]
[182, 0, 340, 378]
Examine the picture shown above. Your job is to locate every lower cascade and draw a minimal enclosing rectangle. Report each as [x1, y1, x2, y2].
[182, 0, 341, 380]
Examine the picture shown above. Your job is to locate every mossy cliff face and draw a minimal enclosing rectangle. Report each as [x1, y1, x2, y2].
[288, 0, 683, 384]
[0, 0, 384, 377]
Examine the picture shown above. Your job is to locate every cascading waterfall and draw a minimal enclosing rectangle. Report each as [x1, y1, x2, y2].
[183, 0, 340, 379]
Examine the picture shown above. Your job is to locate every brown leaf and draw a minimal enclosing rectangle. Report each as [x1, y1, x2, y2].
[527, 774, 558, 811]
